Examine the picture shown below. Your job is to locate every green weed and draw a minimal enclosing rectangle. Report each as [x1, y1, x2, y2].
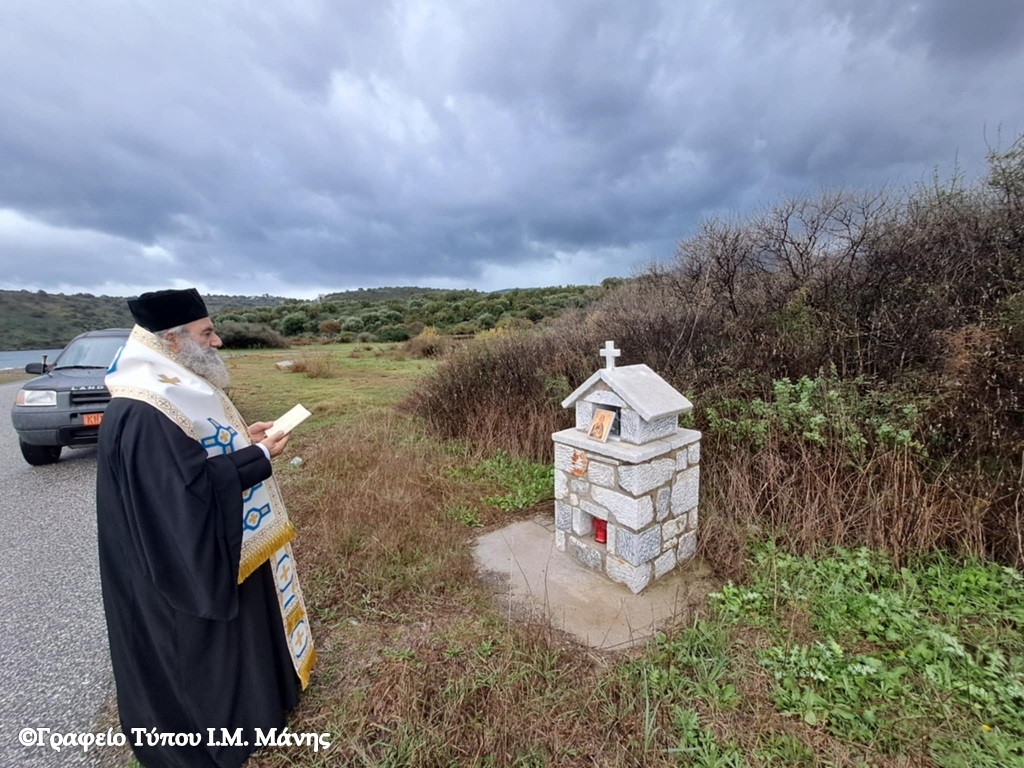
[668, 708, 750, 767]
[711, 544, 1024, 763]
[631, 622, 741, 714]
[754, 733, 816, 766]
[445, 504, 483, 527]
[450, 451, 554, 512]
[704, 370, 926, 463]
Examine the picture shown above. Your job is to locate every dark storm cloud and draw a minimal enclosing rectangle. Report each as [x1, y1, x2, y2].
[910, 0, 1024, 59]
[818, 0, 1024, 61]
[0, 0, 1022, 296]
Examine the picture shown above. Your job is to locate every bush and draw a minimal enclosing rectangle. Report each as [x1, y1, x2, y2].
[403, 327, 593, 460]
[496, 315, 534, 331]
[448, 320, 480, 335]
[403, 327, 450, 358]
[341, 315, 364, 332]
[279, 311, 310, 336]
[216, 321, 289, 349]
[377, 324, 411, 342]
[289, 353, 335, 378]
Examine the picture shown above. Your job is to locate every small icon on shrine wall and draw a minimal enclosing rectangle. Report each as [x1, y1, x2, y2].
[570, 449, 589, 478]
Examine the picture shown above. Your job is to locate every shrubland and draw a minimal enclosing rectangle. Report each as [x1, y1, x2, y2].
[215, 320, 289, 349]
[216, 284, 609, 343]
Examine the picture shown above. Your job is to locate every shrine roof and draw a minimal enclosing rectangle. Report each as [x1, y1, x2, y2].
[561, 364, 692, 422]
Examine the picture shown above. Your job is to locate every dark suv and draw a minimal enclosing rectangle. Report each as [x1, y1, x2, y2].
[11, 328, 131, 465]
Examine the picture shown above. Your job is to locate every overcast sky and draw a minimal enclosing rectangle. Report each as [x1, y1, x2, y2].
[1, 1, 1022, 299]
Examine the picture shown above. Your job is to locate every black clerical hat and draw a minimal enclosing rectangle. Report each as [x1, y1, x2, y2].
[128, 288, 209, 332]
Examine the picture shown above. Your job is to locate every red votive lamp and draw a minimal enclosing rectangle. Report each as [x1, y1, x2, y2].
[594, 519, 607, 544]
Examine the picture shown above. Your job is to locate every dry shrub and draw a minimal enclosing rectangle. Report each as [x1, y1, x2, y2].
[403, 327, 451, 358]
[403, 328, 600, 461]
[938, 324, 1001, 379]
[290, 353, 335, 378]
[401, 335, 442, 360]
[698, 438, 990, 580]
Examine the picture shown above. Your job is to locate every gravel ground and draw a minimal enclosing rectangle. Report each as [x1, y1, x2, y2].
[0, 381, 124, 767]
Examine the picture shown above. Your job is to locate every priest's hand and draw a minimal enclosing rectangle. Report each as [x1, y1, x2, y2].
[259, 430, 290, 458]
[247, 421, 275, 443]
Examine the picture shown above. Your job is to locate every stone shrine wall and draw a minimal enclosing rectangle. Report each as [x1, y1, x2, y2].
[552, 429, 701, 593]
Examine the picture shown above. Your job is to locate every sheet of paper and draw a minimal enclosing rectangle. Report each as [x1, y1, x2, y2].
[270, 404, 311, 436]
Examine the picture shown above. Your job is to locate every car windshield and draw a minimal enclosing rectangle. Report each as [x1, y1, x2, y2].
[53, 336, 126, 369]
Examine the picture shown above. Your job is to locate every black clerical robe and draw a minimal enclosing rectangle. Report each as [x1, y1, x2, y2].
[96, 398, 300, 768]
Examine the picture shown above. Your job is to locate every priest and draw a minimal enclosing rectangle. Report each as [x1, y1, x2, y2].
[96, 288, 315, 768]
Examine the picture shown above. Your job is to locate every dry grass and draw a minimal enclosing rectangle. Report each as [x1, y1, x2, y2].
[285, 412, 476, 610]
[0, 370, 31, 384]
[698, 437, 990, 580]
[249, 414, 669, 767]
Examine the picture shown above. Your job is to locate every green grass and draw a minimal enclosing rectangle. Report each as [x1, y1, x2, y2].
[449, 450, 554, 511]
[0, 370, 31, 384]
[223, 343, 437, 429]
[618, 545, 1024, 766]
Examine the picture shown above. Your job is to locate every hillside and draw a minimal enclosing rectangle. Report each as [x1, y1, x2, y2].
[320, 286, 460, 302]
[0, 284, 610, 349]
[0, 290, 288, 349]
[202, 284, 608, 341]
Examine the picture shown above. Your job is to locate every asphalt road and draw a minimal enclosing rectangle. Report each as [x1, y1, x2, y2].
[0, 380, 121, 767]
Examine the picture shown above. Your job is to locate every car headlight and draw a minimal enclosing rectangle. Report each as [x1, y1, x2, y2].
[16, 389, 57, 406]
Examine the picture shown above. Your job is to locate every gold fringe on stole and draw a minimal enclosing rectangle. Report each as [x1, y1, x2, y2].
[298, 647, 317, 690]
[237, 521, 296, 584]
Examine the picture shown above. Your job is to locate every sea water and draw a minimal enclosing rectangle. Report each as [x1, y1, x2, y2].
[0, 349, 63, 371]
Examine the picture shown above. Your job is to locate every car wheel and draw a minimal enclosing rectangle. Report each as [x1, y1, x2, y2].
[19, 440, 62, 466]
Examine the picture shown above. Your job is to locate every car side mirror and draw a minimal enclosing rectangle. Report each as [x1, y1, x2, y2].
[25, 363, 49, 374]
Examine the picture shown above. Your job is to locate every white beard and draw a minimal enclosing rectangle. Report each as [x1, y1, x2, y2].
[177, 336, 231, 389]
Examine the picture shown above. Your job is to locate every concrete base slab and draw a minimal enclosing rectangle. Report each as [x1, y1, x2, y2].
[473, 515, 717, 650]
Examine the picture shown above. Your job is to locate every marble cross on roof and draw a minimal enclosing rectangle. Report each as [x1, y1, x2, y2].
[600, 340, 621, 370]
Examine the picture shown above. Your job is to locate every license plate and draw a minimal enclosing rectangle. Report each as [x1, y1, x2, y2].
[83, 413, 103, 427]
